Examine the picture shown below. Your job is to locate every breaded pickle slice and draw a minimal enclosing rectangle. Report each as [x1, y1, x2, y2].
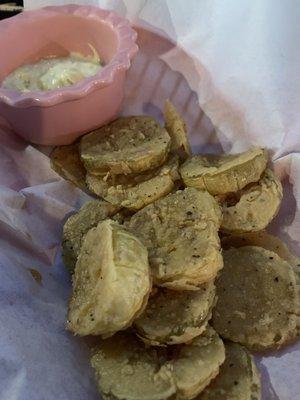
[164, 100, 191, 161]
[86, 155, 180, 211]
[222, 231, 300, 333]
[50, 143, 88, 191]
[62, 200, 119, 273]
[212, 246, 299, 350]
[199, 342, 261, 400]
[90, 327, 225, 400]
[92, 332, 176, 400]
[67, 220, 151, 336]
[221, 169, 283, 233]
[134, 282, 216, 346]
[126, 188, 223, 290]
[222, 231, 300, 266]
[172, 327, 225, 399]
[180, 147, 267, 195]
[80, 116, 171, 175]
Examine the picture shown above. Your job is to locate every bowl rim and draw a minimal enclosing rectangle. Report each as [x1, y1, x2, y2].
[0, 4, 138, 108]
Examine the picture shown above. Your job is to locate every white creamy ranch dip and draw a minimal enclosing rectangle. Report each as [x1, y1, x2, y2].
[2, 51, 102, 92]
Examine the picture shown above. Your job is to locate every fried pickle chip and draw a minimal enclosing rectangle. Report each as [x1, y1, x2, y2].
[50, 143, 88, 191]
[67, 220, 151, 336]
[126, 188, 223, 290]
[221, 169, 283, 233]
[91, 327, 225, 400]
[164, 100, 192, 161]
[180, 147, 268, 195]
[80, 116, 171, 175]
[222, 231, 299, 266]
[86, 155, 180, 211]
[62, 200, 119, 273]
[199, 342, 261, 400]
[172, 327, 225, 399]
[222, 231, 300, 334]
[134, 282, 216, 346]
[212, 246, 299, 350]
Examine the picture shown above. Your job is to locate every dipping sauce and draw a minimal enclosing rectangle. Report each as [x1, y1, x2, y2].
[2, 51, 102, 92]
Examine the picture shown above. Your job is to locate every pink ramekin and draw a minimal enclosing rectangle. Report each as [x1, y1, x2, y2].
[0, 5, 138, 145]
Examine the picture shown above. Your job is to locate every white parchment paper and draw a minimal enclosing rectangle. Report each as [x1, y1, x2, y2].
[0, 1, 299, 399]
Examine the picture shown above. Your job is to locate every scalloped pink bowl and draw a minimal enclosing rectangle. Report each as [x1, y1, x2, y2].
[0, 5, 138, 145]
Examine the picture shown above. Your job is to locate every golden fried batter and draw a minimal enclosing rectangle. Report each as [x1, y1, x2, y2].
[199, 342, 261, 400]
[67, 220, 151, 336]
[62, 200, 119, 273]
[80, 116, 171, 175]
[50, 143, 88, 191]
[91, 327, 225, 400]
[180, 147, 268, 195]
[164, 100, 191, 161]
[221, 169, 283, 233]
[212, 246, 299, 350]
[126, 188, 223, 290]
[135, 282, 216, 345]
[86, 155, 180, 211]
